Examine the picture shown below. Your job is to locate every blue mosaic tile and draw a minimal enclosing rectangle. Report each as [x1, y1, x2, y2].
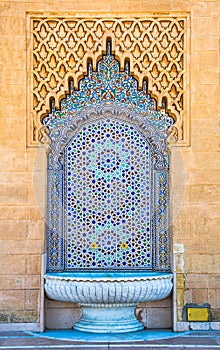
[43, 53, 173, 144]
[65, 119, 152, 269]
[45, 52, 173, 272]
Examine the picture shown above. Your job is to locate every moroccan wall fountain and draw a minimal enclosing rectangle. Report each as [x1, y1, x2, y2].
[44, 49, 173, 333]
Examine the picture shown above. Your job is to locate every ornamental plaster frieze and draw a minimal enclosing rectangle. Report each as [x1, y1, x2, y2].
[27, 14, 190, 146]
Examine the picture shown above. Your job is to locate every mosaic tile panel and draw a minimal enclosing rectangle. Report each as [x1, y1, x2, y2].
[43, 53, 173, 145]
[45, 52, 172, 272]
[154, 171, 170, 270]
[64, 119, 152, 269]
[46, 170, 64, 270]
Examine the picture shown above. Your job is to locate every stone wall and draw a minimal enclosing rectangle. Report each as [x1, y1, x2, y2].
[0, 0, 219, 330]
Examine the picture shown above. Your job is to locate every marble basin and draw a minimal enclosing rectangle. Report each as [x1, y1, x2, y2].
[44, 271, 173, 333]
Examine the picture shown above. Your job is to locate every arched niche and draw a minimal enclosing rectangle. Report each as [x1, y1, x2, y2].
[43, 51, 173, 273]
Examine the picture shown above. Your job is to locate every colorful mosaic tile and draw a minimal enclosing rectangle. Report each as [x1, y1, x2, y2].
[65, 119, 152, 269]
[45, 52, 173, 272]
[43, 53, 173, 145]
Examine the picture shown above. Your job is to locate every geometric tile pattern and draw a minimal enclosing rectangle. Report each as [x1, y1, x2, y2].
[43, 53, 174, 146]
[46, 53, 172, 271]
[65, 119, 152, 269]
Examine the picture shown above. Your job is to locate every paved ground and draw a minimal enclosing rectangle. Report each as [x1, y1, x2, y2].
[0, 330, 220, 349]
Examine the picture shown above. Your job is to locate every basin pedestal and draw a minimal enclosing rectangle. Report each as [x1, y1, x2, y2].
[75, 305, 143, 333]
[44, 272, 173, 333]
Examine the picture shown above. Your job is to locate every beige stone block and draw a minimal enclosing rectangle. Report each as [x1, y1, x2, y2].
[25, 290, 39, 311]
[173, 219, 192, 240]
[0, 15, 25, 36]
[0, 255, 26, 275]
[191, 16, 219, 37]
[192, 119, 219, 137]
[182, 151, 220, 171]
[185, 274, 209, 289]
[175, 205, 201, 221]
[185, 239, 220, 254]
[205, 219, 220, 239]
[0, 2, 10, 17]
[0, 84, 26, 107]
[27, 255, 41, 275]
[191, 69, 219, 85]
[0, 206, 27, 220]
[191, 84, 219, 105]
[0, 102, 25, 120]
[140, 296, 172, 308]
[0, 152, 27, 172]
[0, 239, 44, 255]
[208, 289, 220, 308]
[190, 254, 219, 274]
[27, 187, 37, 206]
[184, 289, 192, 304]
[191, 103, 220, 118]
[130, 2, 172, 11]
[0, 275, 24, 290]
[89, 0, 122, 11]
[45, 308, 81, 329]
[24, 275, 41, 289]
[193, 2, 220, 16]
[192, 288, 208, 304]
[16, 1, 74, 13]
[191, 51, 219, 70]
[1, 69, 26, 88]
[0, 310, 39, 323]
[0, 274, 39, 290]
[212, 308, 220, 322]
[0, 290, 24, 311]
[0, 220, 27, 240]
[0, 183, 28, 205]
[171, 1, 192, 12]
[28, 153, 47, 190]
[186, 171, 220, 186]
[30, 175, 46, 212]
[0, 172, 32, 184]
[146, 308, 172, 328]
[27, 220, 44, 240]
[208, 274, 220, 289]
[27, 206, 44, 221]
[205, 204, 220, 219]
[0, 35, 26, 52]
[191, 137, 219, 152]
[0, 49, 26, 69]
[27, 148, 42, 172]
[191, 214, 211, 239]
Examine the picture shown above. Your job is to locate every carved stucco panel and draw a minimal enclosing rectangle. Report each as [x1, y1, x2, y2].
[27, 14, 190, 146]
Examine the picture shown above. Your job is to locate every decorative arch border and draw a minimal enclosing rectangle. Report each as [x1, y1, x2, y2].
[27, 13, 190, 147]
[48, 105, 168, 171]
[46, 105, 170, 271]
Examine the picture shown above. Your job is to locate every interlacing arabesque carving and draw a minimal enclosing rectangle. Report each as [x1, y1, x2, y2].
[30, 16, 188, 145]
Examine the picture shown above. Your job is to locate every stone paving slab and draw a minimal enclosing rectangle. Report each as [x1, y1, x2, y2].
[0, 330, 220, 349]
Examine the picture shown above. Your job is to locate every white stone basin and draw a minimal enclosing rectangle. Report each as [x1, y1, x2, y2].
[45, 271, 173, 333]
